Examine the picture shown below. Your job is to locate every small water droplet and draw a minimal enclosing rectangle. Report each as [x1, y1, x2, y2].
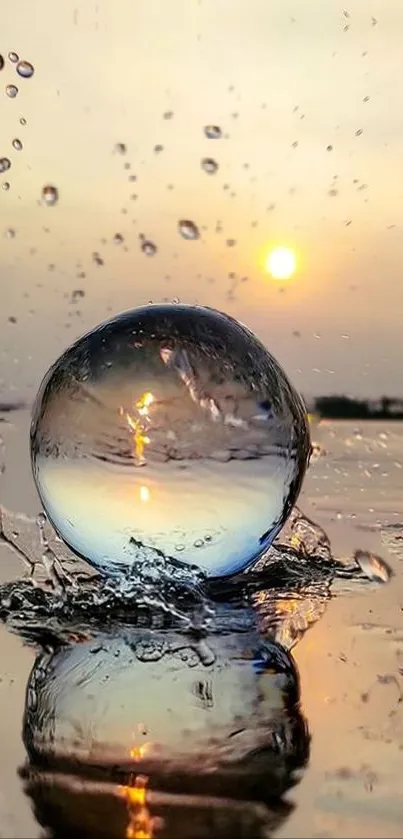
[115, 142, 126, 155]
[19, 117, 27, 126]
[8, 51, 19, 64]
[204, 124, 222, 139]
[5, 228, 16, 239]
[194, 539, 204, 548]
[141, 240, 157, 257]
[226, 238, 236, 247]
[163, 110, 174, 120]
[201, 157, 218, 175]
[153, 144, 164, 154]
[41, 184, 59, 206]
[5, 84, 18, 98]
[0, 158, 11, 173]
[113, 232, 124, 245]
[12, 138, 22, 151]
[178, 219, 200, 240]
[2, 181, 10, 191]
[15, 60, 34, 78]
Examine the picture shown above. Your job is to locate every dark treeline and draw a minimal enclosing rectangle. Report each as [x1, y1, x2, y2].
[312, 395, 403, 420]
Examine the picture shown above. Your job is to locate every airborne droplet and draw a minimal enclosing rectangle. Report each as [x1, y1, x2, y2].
[5, 85, 18, 98]
[201, 157, 218, 175]
[12, 138, 22, 151]
[178, 219, 200, 240]
[16, 60, 35, 78]
[141, 239, 157, 256]
[41, 185, 59, 206]
[204, 125, 222, 139]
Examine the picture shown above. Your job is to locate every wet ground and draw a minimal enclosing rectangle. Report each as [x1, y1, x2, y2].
[0, 411, 402, 837]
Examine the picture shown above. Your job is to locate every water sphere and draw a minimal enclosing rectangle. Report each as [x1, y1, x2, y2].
[30, 304, 310, 578]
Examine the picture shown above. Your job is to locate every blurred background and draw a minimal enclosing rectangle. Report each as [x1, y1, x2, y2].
[1, 0, 401, 409]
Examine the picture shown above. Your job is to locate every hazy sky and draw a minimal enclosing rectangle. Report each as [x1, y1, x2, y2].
[1, 0, 402, 401]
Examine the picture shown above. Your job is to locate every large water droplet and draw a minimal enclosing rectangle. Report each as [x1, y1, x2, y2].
[12, 138, 22, 151]
[8, 51, 19, 63]
[201, 157, 218, 175]
[178, 219, 200, 240]
[41, 184, 59, 206]
[5, 84, 18, 98]
[16, 60, 35, 78]
[30, 304, 310, 579]
[204, 125, 222, 139]
[0, 158, 11, 173]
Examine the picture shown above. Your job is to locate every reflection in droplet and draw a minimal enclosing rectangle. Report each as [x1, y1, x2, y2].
[16, 59, 35, 78]
[8, 51, 19, 63]
[178, 219, 200, 240]
[140, 240, 157, 256]
[0, 158, 11, 173]
[30, 303, 310, 579]
[12, 138, 22, 151]
[41, 185, 59, 206]
[5, 84, 18, 98]
[204, 125, 222, 139]
[201, 157, 218, 175]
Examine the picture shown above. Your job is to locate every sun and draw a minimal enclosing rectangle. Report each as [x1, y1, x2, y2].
[266, 246, 297, 280]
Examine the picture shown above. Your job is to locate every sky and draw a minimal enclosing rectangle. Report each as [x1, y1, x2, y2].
[1, 0, 402, 402]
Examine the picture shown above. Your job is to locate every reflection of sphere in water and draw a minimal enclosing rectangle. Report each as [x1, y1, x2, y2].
[30, 304, 310, 578]
[22, 629, 309, 838]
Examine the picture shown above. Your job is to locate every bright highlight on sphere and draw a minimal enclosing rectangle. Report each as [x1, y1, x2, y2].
[266, 247, 296, 280]
[30, 304, 310, 579]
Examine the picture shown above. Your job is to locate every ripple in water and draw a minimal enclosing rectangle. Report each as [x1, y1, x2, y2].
[30, 304, 310, 579]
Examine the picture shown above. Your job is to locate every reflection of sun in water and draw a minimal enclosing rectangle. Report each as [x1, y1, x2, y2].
[266, 247, 296, 280]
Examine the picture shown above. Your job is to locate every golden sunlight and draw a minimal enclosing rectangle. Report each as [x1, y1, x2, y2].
[266, 246, 296, 280]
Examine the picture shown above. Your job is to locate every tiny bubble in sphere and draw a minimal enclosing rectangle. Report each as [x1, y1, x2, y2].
[30, 303, 311, 579]
[16, 60, 35, 78]
[5, 84, 18, 98]
[41, 184, 59, 206]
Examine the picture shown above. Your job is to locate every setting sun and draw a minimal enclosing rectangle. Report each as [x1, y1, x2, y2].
[266, 247, 297, 281]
